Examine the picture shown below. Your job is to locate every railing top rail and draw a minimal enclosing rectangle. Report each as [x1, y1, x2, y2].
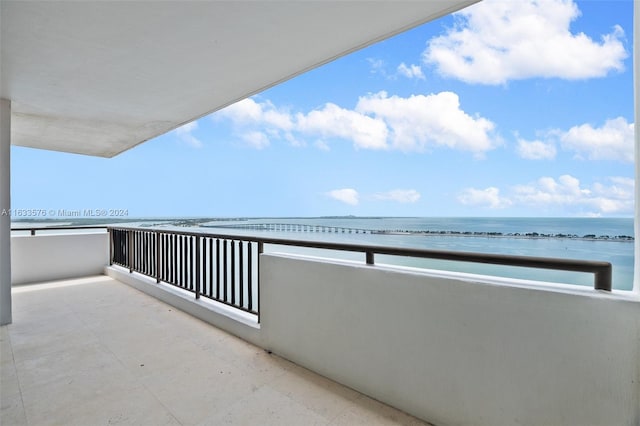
[108, 225, 612, 291]
[11, 226, 109, 232]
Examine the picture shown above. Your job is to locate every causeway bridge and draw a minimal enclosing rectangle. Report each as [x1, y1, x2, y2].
[206, 223, 374, 234]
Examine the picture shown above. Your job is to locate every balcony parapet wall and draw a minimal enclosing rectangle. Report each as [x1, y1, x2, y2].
[11, 232, 109, 285]
[260, 253, 639, 426]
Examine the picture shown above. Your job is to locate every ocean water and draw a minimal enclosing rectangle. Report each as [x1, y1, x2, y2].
[197, 217, 635, 291]
[12, 216, 635, 290]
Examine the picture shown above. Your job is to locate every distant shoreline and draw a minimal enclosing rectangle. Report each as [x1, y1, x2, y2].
[371, 230, 634, 242]
[10, 217, 635, 242]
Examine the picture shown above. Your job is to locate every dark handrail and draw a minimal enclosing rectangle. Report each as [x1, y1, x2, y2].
[11, 225, 613, 291]
[11, 226, 108, 235]
[107, 226, 612, 291]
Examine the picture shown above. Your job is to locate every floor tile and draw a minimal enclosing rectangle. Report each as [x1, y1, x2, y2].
[3, 276, 430, 426]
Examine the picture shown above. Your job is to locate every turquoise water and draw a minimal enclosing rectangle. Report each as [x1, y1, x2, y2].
[199, 217, 635, 291]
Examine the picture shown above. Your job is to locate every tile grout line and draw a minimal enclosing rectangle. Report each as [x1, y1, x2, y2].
[68, 283, 185, 426]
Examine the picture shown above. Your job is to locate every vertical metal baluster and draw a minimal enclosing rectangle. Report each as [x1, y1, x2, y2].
[191, 235, 196, 292]
[155, 231, 160, 283]
[187, 236, 192, 291]
[189, 235, 194, 292]
[166, 234, 170, 283]
[171, 234, 175, 284]
[144, 232, 147, 274]
[123, 229, 127, 265]
[166, 234, 175, 284]
[163, 234, 173, 283]
[135, 231, 139, 271]
[247, 241, 252, 312]
[162, 234, 165, 282]
[178, 235, 182, 287]
[188, 235, 192, 290]
[209, 238, 214, 297]
[239, 240, 244, 308]
[366, 251, 374, 265]
[164, 234, 169, 282]
[108, 229, 113, 265]
[128, 230, 133, 273]
[195, 236, 201, 299]
[143, 232, 146, 272]
[177, 235, 182, 286]
[186, 235, 191, 289]
[223, 240, 228, 302]
[143, 232, 147, 274]
[181, 235, 186, 288]
[201, 237, 206, 296]
[257, 241, 263, 322]
[231, 240, 236, 306]
[166, 235, 170, 283]
[216, 239, 221, 300]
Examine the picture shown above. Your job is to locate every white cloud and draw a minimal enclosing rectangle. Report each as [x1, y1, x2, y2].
[459, 175, 634, 215]
[314, 140, 330, 151]
[174, 121, 203, 148]
[458, 187, 512, 209]
[326, 188, 359, 206]
[514, 175, 589, 204]
[397, 63, 425, 80]
[424, 0, 627, 84]
[513, 175, 634, 215]
[216, 98, 294, 148]
[373, 189, 421, 203]
[217, 98, 293, 131]
[589, 177, 635, 214]
[241, 131, 270, 150]
[356, 91, 498, 155]
[296, 103, 389, 150]
[516, 138, 556, 160]
[215, 92, 498, 155]
[559, 117, 634, 162]
[367, 58, 387, 76]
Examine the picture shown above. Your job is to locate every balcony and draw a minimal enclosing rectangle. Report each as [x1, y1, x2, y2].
[2, 1, 638, 425]
[3, 228, 639, 426]
[2, 275, 427, 425]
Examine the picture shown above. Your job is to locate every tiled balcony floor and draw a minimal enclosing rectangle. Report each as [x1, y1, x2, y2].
[1, 276, 430, 426]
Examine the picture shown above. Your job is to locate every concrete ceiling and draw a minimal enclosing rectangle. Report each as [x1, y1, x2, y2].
[1, 1, 477, 158]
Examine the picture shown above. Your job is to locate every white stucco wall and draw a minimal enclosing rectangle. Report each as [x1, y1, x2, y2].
[260, 253, 640, 426]
[11, 232, 109, 285]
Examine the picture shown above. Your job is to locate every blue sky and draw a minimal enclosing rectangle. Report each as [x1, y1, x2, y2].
[11, 0, 635, 218]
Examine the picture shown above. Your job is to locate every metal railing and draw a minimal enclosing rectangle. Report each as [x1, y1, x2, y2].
[107, 227, 612, 320]
[12, 225, 613, 321]
[109, 228, 261, 317]
[11, 225, 108, 235]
